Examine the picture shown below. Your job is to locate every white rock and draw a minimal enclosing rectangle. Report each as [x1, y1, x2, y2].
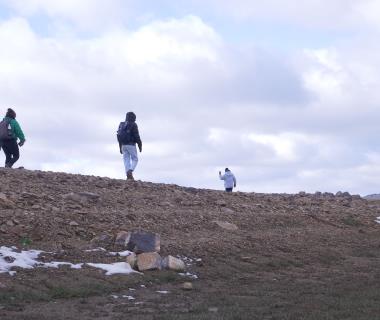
[162, 255, 186, 272]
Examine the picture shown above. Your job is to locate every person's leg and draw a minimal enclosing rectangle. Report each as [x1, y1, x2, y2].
[124, 145, 138, 180]
[127, 145, 138, 171]
[8, 140, 19, 167]
[122, 145, 131, 176]
[2, 140, 13, 167]
[225, 188, 233, 192]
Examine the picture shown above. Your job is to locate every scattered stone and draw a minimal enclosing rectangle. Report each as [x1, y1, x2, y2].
[162, 255, 186, 272]
[222, 207, 234, 214]
[137, 252, 162, 271]
[0, 193, 15, 209]
[21, 192, 40, 199]
[208, 307, 218, 312]
[213, 220, 238, 231]
[241, 256, 252, 261]
[77, 192, 100, 201]
[216, 200, 227, 207]
[182, 282, 193, 290]
[92, 233, 114, 246]
[126, 252, 137, 269]
[6, 220, 14, 227]
[63, 192, 99, 204]
[69, 221, 79, 226]
[4, 256, 15, 263]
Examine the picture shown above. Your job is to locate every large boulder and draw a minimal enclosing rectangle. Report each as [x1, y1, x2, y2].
[137, 252, 162, 271]
[115, 231, 160, 253]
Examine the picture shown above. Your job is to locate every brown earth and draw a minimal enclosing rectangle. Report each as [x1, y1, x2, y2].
[0, 168, 380, 319]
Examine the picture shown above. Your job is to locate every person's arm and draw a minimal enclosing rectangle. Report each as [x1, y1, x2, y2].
[117, 123, 123, 154]
[233, 175, 237, 187]
[133, 123, 142, 152]
[12, 120, 25, 143]
[219, 171, 225, 180]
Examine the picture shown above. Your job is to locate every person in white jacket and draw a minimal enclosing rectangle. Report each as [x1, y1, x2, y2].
[219, 168, 237, 192]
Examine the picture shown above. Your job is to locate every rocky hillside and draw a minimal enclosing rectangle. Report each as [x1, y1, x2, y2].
[0, 168, 380, 320]
[363, 193, 380, 200]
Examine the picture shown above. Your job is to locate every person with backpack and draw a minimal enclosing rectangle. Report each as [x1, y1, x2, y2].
[117, 112, 142, 180]
[0, 108, 25, 168]
[219, 168, 237, 192]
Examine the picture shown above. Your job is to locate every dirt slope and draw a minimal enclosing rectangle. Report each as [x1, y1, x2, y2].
[0, 168, 380, 320]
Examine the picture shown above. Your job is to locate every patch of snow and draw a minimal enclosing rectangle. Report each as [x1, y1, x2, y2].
[108, 250, 133, 257]
[0, 246, 84, 275]
[376, 217, 380, 224]
[42, 262, 83, 269]
[129, 288, 136, 291]
[157, 290, 169, 294]
[122, 295, 135, 300]
[177, 255, 201, 265]
[179, 272, 198, 279]
[111, 295, 119, 299]
[85, 248, 106, 252]
[0, 246, 43, 275]
[0, 247, 139, 277]
[87, 262, 136, 275]
[140, 284, 146, 288]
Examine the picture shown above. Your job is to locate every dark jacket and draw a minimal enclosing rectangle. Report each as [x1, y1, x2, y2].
[117, 112, 142, 150]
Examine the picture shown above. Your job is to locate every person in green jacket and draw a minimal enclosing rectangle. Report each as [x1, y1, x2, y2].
[1, 108, 25, 168]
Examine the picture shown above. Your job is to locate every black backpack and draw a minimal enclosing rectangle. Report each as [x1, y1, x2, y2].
[117, 121, 136, 144]
[0, 119, 12, 141]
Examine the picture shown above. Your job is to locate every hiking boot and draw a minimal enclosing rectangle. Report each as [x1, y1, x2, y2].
[127, 170, 134, 180]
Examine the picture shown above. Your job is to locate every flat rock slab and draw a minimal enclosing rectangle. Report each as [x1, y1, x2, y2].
[115, 231, 160, 253]
[213, 220, 238, 231]
[127, 231, 160, 253]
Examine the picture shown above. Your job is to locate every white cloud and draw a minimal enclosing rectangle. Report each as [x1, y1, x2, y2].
[0, 3, 380, 195]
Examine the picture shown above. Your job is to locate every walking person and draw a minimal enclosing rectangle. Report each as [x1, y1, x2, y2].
[219, 168, 236, 192]
[117, 112, 142, 180]
[0, 108, 25, 168]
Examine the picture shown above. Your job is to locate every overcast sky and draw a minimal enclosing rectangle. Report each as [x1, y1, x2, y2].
[0, 0, 379, 194]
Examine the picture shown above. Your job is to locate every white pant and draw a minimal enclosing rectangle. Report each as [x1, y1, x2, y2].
[122, 145, 138, 174]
